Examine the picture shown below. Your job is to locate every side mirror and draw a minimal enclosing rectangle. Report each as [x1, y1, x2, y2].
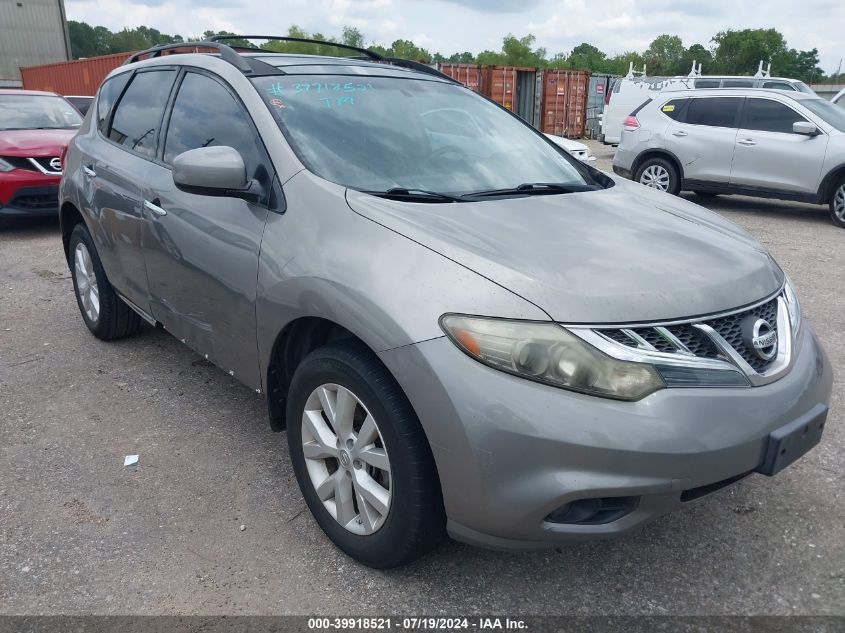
[793, 121, 820, 136]
[172, 146, 258, 200]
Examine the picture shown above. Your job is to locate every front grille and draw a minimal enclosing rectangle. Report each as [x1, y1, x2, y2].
[707, 298, 778, 372]
[0, 156, 36, 171]
[30, 156, 62, 173]
[8, 186, 59, 211]
[598, 294, 783, 375]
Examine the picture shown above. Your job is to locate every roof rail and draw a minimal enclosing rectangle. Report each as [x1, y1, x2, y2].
[206, 35, 384, 62]
[124, 36, 462, 85]
[386, 58, 462, 84]
[123, 41, 254, 74]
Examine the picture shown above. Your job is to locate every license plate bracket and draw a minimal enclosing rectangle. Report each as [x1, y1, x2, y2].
[757, 404, 827, 476]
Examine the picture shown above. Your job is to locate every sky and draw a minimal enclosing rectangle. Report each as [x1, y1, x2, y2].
[65, 0, 845, 73]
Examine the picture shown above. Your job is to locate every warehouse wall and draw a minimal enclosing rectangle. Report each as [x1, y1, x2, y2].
[0, 0, 71, 86]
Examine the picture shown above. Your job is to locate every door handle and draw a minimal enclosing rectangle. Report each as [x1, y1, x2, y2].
[671, 131, 688, 137]
[737, 138, 756, 146]
[83, 165, 96, 178]
[144, 199, 167, 217]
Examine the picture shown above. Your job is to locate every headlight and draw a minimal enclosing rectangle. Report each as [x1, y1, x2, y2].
[783, 276, 801, 334]
[440, 315, 664, 401]
[0, 157, 16, 172]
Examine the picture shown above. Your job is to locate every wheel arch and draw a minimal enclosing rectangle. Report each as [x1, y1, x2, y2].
[266, 316, 373, 431]
[60, 201, 86, 264]
[631, 149, 685, 183]
[817, 164, 845, 204]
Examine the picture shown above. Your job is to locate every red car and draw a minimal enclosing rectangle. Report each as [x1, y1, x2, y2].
[0, 89, 82, 221]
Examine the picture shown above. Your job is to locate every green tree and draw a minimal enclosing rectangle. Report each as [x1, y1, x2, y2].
[679, 43, 713, 75]
[562, 42, 606, 71]
[711, 28, 787, 75]
[644, 34, 685, 75]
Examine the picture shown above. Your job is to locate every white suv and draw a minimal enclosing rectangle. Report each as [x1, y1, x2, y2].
[613, 89, 845, 228]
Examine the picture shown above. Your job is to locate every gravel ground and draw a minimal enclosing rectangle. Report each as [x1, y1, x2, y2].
[1, 145, 844, 615]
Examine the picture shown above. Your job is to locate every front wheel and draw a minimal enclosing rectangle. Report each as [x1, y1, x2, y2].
[286, 340, 445, 568]
[635, 157, 681, 195]
[830, 180, 845, 229]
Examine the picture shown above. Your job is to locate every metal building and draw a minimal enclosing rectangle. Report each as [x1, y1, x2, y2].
[0, 0, 71, 87]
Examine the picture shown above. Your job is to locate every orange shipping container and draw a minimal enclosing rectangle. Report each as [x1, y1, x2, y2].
[437, 63, 484, 93]
[483, 66, 535, 113]
[541, 69, 589, 138]
[20, 52, 132, 96]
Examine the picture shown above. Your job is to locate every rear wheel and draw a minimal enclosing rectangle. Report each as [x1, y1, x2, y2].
[635, 157, 680, 195]
[830, 181, 845, 229]
[69, 223, 142, 339]
[286, 340, 445, 568]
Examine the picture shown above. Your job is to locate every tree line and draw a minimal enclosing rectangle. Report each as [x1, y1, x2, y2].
[67, 21, 840, 83]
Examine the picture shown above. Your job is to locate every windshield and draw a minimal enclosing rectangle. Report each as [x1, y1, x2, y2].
[0, 94, 83, 131]
[802, 98, 845, 132]
[254, 75, 599, 195]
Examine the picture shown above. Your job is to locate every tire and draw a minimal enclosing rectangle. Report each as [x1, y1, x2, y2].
[69, 223, 142, 340]
[286, 340, 445, 568]
[693, 190, 718, 199]
[830, 179, 845, 229]
[635, 157, 681, 195]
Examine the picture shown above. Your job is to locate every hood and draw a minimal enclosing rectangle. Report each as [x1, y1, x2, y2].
[346, 179, 783, 324]
[0, 129, 77, 157]
[544, 134, 587, 152]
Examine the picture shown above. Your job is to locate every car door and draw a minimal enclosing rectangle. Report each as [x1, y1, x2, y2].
[730, 97, 829, 194]
[76, 68, 176, 312]
[141, 70, 279, 390]
[665, 96, 742, 184]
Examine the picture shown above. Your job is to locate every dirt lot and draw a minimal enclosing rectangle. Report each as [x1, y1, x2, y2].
[1, 144, 844, 615]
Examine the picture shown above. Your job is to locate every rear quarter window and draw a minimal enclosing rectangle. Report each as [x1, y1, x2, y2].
[658, 98, 688, 120]
[96, 72, 131, 136]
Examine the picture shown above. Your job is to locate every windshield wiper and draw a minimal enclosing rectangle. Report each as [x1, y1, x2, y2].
[364, 187, 465, 203]
[461, 182, 597, 199]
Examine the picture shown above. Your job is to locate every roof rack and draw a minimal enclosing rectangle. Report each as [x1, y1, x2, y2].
[123, 35, 462, 85]
[206, 35, 385, 62]
[123, 41, 253, 73]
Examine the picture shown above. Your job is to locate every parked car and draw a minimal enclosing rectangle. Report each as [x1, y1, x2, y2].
[65, 95, 95, 116]
[544, 133, 596, 162]
[613, 88, 845, 228]
[602, 75, 812, 145]
[0, 89, 82, 223]
[60, 39, 832, 568]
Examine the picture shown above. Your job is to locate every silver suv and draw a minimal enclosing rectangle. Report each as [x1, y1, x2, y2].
[60, 38, 832, 568]
[613, 88, 845, 228]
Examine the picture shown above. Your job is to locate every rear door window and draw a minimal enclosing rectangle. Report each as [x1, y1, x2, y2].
[108, 70, 176, 158]
[684, 97, 742, 128]
[743, 98, 808, 133]
[96, 72, 131, 136]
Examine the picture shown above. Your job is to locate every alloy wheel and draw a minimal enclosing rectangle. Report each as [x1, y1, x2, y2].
[74, 242, 100, 323]
[301, 383, 392, 535]
[640, 164, 671, 191]
[834, 184, 845, 222]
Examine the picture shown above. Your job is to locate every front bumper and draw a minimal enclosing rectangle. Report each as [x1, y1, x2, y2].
[379, 324, 832, 549]
[0, 170, 61, 218]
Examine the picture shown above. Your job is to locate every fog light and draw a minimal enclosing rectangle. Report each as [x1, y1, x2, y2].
[545, 496, 639, 525]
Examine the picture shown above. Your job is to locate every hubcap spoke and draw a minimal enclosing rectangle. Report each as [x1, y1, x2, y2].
[73, 243, 100, 322]
[358, 446, 390, 472]
[835, 185, 845, 220]
[302, 383, 392, 535]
